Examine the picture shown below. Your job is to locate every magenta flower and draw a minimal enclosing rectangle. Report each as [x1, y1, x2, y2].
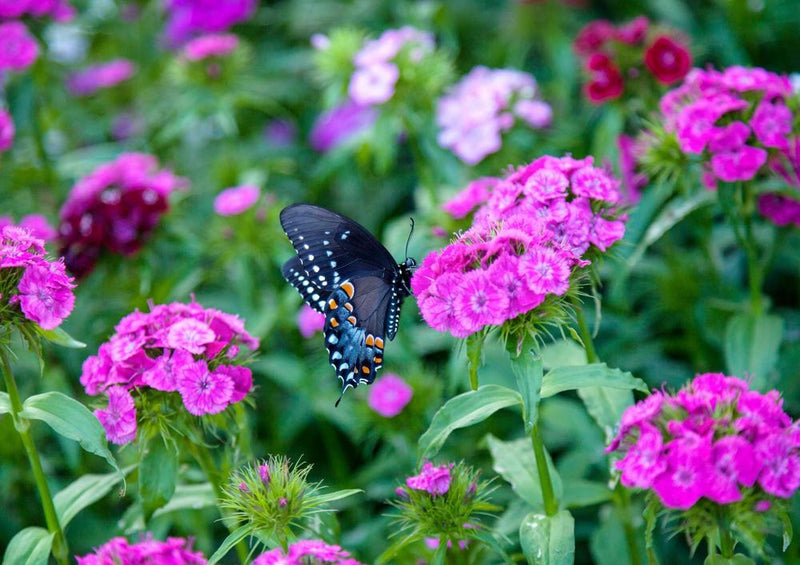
[415, 155, 625, 338]
[608, 372, 800, 509]
[297, 304, 325, 338]
[163, 0, 255, 46]
[0, 0, 74, 21]
[252, 540, 364, 565]
[182, 33, 239, 61]
[309, 101, 377, 153]
[66, 59, 136, 97]
[213, 184, 260, 216]
[0, 109, 14, 152]
[80, 300, 259, 443]
[1, 226, 75, 330]
[94, 387, 137, 445]
[0, 21, 39, 72]
[58, 152, 188, 278]
[76, 535, 207, 565]
[406, 462, 454, 496]
[367, 373, 413, 417]
[436, 66, 551, 164]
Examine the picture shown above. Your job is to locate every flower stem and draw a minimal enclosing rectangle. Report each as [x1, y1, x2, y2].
[191, 443, 249, 564]
[573, 304, 599, 364]
[716, 506, 735, 558]
[0, 346, 69, 565]
[740, 183, 764, 317]
[530, 423, 558, 516]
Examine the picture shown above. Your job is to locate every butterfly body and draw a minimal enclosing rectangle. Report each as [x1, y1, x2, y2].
[280, 204, 415, 398]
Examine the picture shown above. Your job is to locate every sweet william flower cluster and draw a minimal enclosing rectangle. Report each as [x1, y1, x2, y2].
[76, 535, 206, 564]
[413, 155, 625, 338]
[0, 227, 75, 331]
[253, 540, 365, 565]
[81, 300, 259, 444]
[163, 0, 255, 46]
[58, 152, 187, 278]
[607, 373, 800, 509]
[436, 66, 552, 165]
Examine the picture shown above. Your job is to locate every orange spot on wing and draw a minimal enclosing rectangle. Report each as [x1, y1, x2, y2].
[361, 366, 370, 374]
[328, 299, 338, 310]
[330, 318, 339, 328]
[373, 357, 382, 363]
[344, 302, 354, 312]
[375, 337, 384, 349]
[365, 335, 375, 346]
[341, 281, 355, 298]
[347, 316, 357, 325]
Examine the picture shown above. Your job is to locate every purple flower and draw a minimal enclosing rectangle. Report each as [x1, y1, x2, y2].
[263, 119, 297, 147]
[177, 357, 234, 416]
[163, 0, 255, 47]
[94, 387, 137, 445]
[182, 33, 239, 61]
[709, 145, 768, 182]
[309, 101, 377, 152]
[406, 462, 454, 496]
[616, 423, 667, 488]
[0, 21, 39, 72]
[758, 193, 800, 228]
[755, 433, 800, 498]
[76, 535, 207, 565]
[213, 184, 260, 216]
[348, 62, 399, 105]
[0, 109, 14, 152]
[66, 59, 136, 97]
[367, 373, 413, 417]
[652, 435, 712, 510]
[297, 304, 325, 338]
[454, 270, 510, 334]
[252, 540, 364, 565]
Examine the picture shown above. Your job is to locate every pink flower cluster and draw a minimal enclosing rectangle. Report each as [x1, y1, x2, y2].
[348, 26, 435, 106]
[181, 33, 239, 61]
[0, 21, 39, 72]
[252, 540, 364, 565]
[607, 373, 800, 510]
[213, 184, 260, 216]
[367, 373, 413, 418]
[0, 226, 75, 330]
[0, 0, 74, 21]
[66, 59, 136, 97]
[413, 155, 625, 338]
[0, 214, 57, 241]
[0, 109, 13, 153]
[81, 300, 259, 444]
[163, 0, 255, 47]
[436, 66, 552, 165]
[574, 17, 692, 104]
[76, 535, 206, 565]
[659, 66, 794, 185]
[58, 153, 187, 278]
[406, 462, 454, 496]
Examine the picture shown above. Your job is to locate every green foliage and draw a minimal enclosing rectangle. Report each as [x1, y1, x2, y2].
[519, 510, 575, 565]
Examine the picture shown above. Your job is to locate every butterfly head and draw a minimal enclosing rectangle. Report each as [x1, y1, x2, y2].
[397, 256, 416, 296]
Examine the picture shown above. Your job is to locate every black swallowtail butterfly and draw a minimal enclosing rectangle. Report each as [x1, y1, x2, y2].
[280, 203, 416, 404]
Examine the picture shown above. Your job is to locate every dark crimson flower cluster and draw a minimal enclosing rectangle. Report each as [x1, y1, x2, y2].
[574, 16, 692, 104]
[58, 153, 187, 278]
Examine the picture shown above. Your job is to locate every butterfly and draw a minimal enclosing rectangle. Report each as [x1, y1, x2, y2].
[280, 203, 416, 404]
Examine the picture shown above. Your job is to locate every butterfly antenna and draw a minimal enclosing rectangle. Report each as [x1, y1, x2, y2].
[404, 217, 415, 259]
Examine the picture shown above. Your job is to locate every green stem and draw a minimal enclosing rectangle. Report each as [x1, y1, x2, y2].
[614, 483, 643, 565]
[530, 423, 558, 516]
[573, 303, 599, 364]
[191, 443, 249, 564]
[740, 184, 763, 316]
[716, 506, 735, 558]
[0, 346, 68, 565]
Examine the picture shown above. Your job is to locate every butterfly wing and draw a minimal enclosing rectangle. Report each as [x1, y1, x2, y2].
[281, 255, 328, 313]
[280, 203, 398, 290]
[323, 277, 391, 391]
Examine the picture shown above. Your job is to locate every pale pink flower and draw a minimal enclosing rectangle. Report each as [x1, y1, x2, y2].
[348, 62, 399, 106]
[213, 184, 260, 216]
[182, 33, 239, 61]
[177, 358, 234, 416]
[407, 462, 454, 496]
[367, 373, 413, 417]
[297, 304, 325, 338]
[167, 318, 216, 354]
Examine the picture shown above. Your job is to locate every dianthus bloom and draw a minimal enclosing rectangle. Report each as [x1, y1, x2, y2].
[163, 0, 255, 47]
[574, 16, 691, 104]
[436, 66, 552, 165]
[0, 109, 14, 152]
[66, 59, 136, 97]
[309, 101, 377, 152]
[182, 33, 239, 61]
[607, 373, 800, 509]
[252, 540, 365, 565]
[76, 535, 207, 565]
[297, 303, 325, 338]
[58, 152, 188, 278]
[348, 26, 434, 106]
[0, 21, 39, 72]
[0, 0, 74, 21]
[80, 300, 259, 444]
[213, 184, 260, 216]
[0, 215, 57, 242]
[367, 373, 413, 418]
[407, 462, 454, 496]
[414, 155, 625, 338]
[0, 226, 75, 330]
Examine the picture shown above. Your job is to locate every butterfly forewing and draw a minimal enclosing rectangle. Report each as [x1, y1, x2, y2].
[281, 255, 328, 313]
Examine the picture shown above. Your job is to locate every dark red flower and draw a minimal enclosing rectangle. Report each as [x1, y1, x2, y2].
[644, 35, 692, 85]
[616, 16, 649, 45]
[573, 20, 615, 56]
[584, 53, 624, 103]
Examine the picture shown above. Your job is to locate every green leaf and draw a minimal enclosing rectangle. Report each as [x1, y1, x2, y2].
[153, 483, 215, 518]
[561, 479, 613, 508]
[431, 543, 447, 565]
[418, 385, 521, 461]
[34, 326, 86, 349]
[20, 392, 119, 474]
[578, 387, 635, 442]
[2, 527, 54, 565]
[724, 313, 783, 390]
[207, 525, 251, 565]
[778, 506, 793, 551]
[519, 510, 575, 565]
[486, 434, 562, 511]
[590, 506, 635, 565]
[703, 555, 756, 565]
[466, 332, 486, 390]
[509, 338, 543, 432]
[54, 468, 130, 527]
[311, 489, 363, 505]
[541, 364, 648, 398]
[643, 492, 661, 565]
[139, 437, 178, 520]
[471, 529, 513, 563]
[375, 533, 419, 565]
[0, 391, 10, 415]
